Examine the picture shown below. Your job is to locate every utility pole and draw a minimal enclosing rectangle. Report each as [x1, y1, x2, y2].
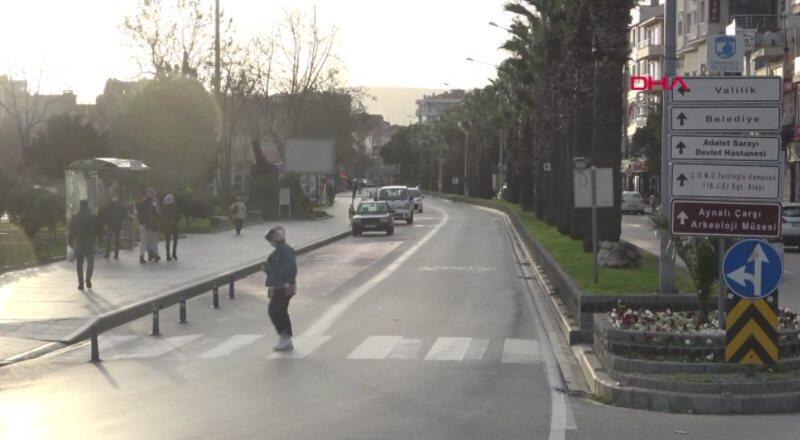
[659, 0, 677, 294]
[214, 0, 221, 95]
[463, 131, 469, 196]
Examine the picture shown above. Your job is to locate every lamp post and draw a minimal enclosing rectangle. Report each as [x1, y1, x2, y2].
[458, 121, 469, 196]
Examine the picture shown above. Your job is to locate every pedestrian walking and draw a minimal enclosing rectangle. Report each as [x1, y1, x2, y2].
[146, 188, 161, 260]
[100, 196, 126, 259]
[230, 196, 247, 235]
[68, 200, 101, 290]
[161, 194, 182, 261]
[264, 226, 297, 352]
[136, 190, 160, 264]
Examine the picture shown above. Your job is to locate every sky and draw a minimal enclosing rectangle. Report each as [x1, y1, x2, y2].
[0, 0, 513, 105]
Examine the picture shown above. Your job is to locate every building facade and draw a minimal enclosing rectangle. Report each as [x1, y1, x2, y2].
[415, 90, 465, 124]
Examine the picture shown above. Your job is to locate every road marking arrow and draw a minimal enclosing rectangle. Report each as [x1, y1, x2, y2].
[677, 112, 688, 126]
[676, 174, 688, 187]
[676, 141, 687, 155]
[677, 211, 689, 225]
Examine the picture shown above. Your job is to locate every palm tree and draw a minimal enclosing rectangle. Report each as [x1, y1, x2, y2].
[589, 0, 635, 242]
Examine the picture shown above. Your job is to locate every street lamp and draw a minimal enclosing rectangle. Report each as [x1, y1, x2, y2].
[465, 57, 499, 68]
[488, 21, 510, 32]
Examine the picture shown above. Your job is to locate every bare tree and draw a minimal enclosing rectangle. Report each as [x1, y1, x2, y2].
[123, 0, 213, 77]
[0, 71, 51, 162]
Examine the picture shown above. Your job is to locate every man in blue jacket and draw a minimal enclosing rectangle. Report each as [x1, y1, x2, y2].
[264, 226, 297, 351]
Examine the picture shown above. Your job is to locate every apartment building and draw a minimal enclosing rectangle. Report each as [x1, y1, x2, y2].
[415, 90, 465, 124]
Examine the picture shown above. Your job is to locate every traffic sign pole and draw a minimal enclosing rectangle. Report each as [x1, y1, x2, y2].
[718, 237, 726, 329]
[659, 0, 677, 295]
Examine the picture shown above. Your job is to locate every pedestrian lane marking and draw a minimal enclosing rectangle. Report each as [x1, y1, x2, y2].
[463, 338, 490, 360]
[267, 335, 331, 360]
[386, 338, 423, 360]
[45, 333, 539, 364]
[116, 334, 202, 359]
[424, 337, 472, 361]
[501, 338, 541, 365]
[198, 334, 265, 359]
[347, 335, 403, 360]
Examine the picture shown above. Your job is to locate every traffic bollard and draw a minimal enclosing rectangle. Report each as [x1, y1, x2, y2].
[228, 276, 235, 299]
[151, 303, 161, 336]
[90, 327, 100, 363]
[212, 286, 220, 309]
[179, 296, 187, 323]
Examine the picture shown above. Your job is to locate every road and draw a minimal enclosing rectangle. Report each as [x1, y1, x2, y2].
[1, 200, 800, 439]
[622, 213, 800, 312]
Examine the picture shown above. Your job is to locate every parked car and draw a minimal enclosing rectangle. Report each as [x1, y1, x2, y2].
[408, 187, 423, 213]
[621, 191, 646, 214]
[376, 185, 414, 224]
[782, 203, 800, 249]
[351, 201, 394, 236]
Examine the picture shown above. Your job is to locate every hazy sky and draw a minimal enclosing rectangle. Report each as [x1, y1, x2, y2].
[1, 0, 512, 104]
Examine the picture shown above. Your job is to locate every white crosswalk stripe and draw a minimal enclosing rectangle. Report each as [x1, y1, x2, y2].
[347, 335, 403, 360]
[198, 334, 265, 359]
[501, 338, 541, 364]
[424, 337, 473, 361]
[268, 335, 331, 360]
[46, 333, 538, 364]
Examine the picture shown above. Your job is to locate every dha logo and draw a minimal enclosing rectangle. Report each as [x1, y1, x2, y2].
[630, 75, 689, 92]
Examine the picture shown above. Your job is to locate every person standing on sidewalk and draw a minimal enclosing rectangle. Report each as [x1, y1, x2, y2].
[161, 194, 182, 261]
[100, 196, 126, 259]
[136, 190, 160, 264]
[146, 187, 161, 261]
[264, 226, 297, 352]
[230, 196, 247, 235]
[68, 200, 101, 290]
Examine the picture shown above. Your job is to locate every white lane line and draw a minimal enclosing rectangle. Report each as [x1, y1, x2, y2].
[116, 335, 202, 359]
[302, 205, 450, 337]
[501, 339, 541, 364]
[267, 335, 331, 360]
[463, 338, 490, 360]
[198, 334, 265, 359]
[424, 337, 472, 361]
[48, 335, 138, 360]
[386, 338, 424, 360]
[347, 335, 403, 360]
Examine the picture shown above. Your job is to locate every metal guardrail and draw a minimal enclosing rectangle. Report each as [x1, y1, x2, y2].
[76, 230, 351, 362]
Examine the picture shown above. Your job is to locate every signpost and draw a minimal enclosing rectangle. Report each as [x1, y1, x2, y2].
[574, 166, 613, 284]
[669, 106, 782, 132]
[664, 75, 784, 370]
[669, 135, 781, 162]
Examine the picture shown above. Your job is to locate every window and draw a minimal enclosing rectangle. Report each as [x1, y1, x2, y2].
[678, 20, 683, 35]
[378, 188, 408, 201]
[699, 2, 706, 23]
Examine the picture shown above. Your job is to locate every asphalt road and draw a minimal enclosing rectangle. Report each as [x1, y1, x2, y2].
[1, 200, 800, 439]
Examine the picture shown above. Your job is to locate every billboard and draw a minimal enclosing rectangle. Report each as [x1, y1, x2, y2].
[283, 138, 336, 174]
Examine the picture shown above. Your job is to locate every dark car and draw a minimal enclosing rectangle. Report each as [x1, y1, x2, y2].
[351, 201, 394, 236]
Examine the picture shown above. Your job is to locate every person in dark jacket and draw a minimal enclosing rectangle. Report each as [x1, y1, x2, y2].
[100, 196, 126, 259]
[161, 194, 182, 261]
[136, 191, 160, 264]
[68, 200, 101, 290]
[264, 226, 297, 351]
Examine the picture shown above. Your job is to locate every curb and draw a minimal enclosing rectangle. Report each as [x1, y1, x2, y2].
[0, 229, 351, 367]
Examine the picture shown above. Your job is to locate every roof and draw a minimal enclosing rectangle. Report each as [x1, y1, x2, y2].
[67, 157, 150, 171]
[379, 185, 409, 190]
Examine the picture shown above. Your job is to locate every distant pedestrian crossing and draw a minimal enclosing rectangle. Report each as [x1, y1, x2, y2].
[46, 333, 541, 365]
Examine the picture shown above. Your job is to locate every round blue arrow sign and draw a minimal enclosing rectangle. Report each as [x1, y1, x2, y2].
[723, 239, 783, 299]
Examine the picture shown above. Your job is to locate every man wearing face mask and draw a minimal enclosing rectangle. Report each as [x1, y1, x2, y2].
[264, 226, 297, 351]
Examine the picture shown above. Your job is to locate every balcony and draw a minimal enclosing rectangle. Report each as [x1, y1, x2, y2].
[730, 14, 779, 32]
[752, 45, 784, 62]
[636, 40, 664, 60]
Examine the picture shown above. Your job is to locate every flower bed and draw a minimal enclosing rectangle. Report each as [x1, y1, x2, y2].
[596, 304, 800, 364]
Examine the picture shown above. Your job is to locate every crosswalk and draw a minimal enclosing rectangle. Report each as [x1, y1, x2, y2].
[47, 334, 541, 365]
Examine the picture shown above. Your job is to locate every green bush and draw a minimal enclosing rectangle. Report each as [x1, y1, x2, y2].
[175, 190, 214, 227]
[6, 186, 59, 238]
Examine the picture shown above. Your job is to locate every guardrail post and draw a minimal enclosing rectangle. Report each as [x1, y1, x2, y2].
[228, 276, 235, 299]
[179, 296, 187, 323]
[212, 285, 220, 309]
[90, 326, 100, 363]
[151, 302, 161, 336]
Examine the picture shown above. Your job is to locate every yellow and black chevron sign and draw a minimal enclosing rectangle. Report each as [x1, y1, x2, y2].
[725, 295, 779, 365]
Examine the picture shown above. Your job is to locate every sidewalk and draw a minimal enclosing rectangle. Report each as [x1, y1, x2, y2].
[0, 196, 352, 363]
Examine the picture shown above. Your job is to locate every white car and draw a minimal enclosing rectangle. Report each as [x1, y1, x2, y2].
[408, 187, 424, 213]
[377, 186, 414, 224]
[782, 203, 800, 249]
[621, 191, 646, 215]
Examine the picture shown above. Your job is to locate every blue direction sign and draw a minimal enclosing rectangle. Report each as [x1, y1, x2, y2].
[723, 239, 783, 299]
